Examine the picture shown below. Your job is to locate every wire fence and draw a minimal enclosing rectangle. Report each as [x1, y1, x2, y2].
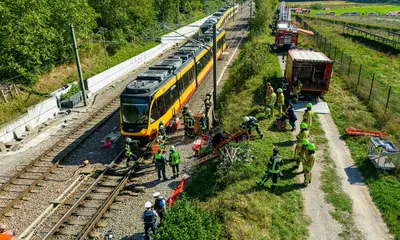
[296, 16, 400, 128]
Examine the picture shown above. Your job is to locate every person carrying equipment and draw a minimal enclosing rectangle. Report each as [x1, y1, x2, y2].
[153, 192, 166, 223]
[304, 143, 316, 187]
[142, 202, 158, 240]
[295, 122, 309, 168]
[293, 80, 303, 103]
[154, 149, 168, 181]
[182, 105, 190, 136]
[169, 146, 181, 179]
[199, 114, 207, 136]
[186, 112, 195, 138]
[276, 88, 285, 116]
[256, 148, 284, 191]
[243, 116, 264, 139]
[124, 138, 138, 167]
[158, 120, 167, 141]
[267, 90, 277, 118]
[303, 103, 314, 130]
[0, 224, 16, 240]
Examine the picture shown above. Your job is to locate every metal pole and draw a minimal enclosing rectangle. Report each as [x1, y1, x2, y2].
[100, 27, 109, 69]
[347, 56, 352, 76]
[70, 24, 87, 106]
[368, 74, 375, 102]
[356, 64, 362, 89]
[212, 24, 217, 116]
[340, 51, 344, 69]
[385, 86, 391, 113]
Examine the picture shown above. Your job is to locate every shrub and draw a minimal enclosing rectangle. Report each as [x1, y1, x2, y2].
[60, 84, 81, 100]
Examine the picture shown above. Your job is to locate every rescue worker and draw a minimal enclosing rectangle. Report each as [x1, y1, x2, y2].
[266, 82, 274, 101]
[295, 122, 309, 168]
[267, 90, 277, 118]
[186, 112, 195, 138]
[293, 80, 303, 103]
[303, 103, 314, 129]
[142, 202, 157, 240]
[204, 93, 212, 115]
[153, 192, 167, 223]
[256, 148, 284, 191]
[243, 116, 264, 139]
[182, 105, 190, 136]
[124, 138, 138, 167]
[276, 88, 285, 116]
[199, 114, 207, 136]
[304, 143, 316, 187]
[154, 149, 168, 181]
[169, 146, 181, 179]
[286, 103, 297, 131]
[158, 120, 167, 141]
[0, 224, 16, 240]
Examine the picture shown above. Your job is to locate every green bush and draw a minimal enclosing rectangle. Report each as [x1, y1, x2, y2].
[60, 84, 81, 101]
[154, 196, 222, 240]
[309, 3, 324, 10]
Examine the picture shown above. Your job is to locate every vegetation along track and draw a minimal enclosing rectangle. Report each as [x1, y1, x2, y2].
[0, 97, 120, 221]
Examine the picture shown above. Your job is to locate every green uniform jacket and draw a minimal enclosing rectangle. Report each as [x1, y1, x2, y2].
[304, 152, 316, 171]
[296, 130, 309, 143]
[303, 110, 314, 128]
[268, 155, 283, 174]
[277, 92, 285, 105]
[169, 151, 181, 165]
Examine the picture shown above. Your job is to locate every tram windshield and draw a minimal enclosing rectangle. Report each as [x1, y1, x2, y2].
[121, 97, 150, 125]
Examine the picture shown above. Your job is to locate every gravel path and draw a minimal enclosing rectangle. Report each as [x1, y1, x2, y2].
[319, 113, 392, 240]
[94, 6, 251, 239]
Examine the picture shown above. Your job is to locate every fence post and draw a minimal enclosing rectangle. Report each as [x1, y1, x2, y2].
[368, 73, 375, 102]
[385, 86, 392, 113]
[347, 56, 352, 76]
[324, 38, 327, 52]
[340, 51, 344, 69]
[356, 64, 362, 90]
[328, 42, 331, 57]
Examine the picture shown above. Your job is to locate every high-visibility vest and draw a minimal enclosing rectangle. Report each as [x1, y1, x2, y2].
[303, 111, 314, 127]
[124, 145, 132, 158]
[277, 92, 285, 105]
[200, 118, 207, 129]
[268, 156, 282, 174]
[187, 117, 195, 128]
[143, 210, 156, 224]
[269, 93, 277, 105]
[296, 130, 309, 143]
[170, 151, 181, 165]
[304, 152, 316, 171]
[154, 153, 164, 165]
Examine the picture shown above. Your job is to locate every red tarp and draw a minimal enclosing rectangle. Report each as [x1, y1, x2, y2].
[298, 28, 314, 35]
[346, 128, 391, 138]
[168, 176, 188, 207]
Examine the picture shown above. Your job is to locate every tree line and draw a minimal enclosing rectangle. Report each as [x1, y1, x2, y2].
[0, 0, 229, 85]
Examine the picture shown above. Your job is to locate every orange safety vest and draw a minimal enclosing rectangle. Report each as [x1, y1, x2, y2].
[0, 231, 16, 240]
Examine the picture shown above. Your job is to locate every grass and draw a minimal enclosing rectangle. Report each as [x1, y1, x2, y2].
[0, 41, 157, 126]
[317, 5, 400, 15]
[297, 29, 400, 239]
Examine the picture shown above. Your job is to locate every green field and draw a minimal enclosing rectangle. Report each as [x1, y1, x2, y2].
[317, 5, 400, 15]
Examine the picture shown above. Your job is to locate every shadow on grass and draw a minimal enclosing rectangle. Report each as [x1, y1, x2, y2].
[341, 33, 399, 55]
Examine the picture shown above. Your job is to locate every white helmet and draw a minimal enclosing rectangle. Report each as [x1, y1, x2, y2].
[126, 138, 132, 143]
[153, 192, 160, 198]
[243, 116, 250, 123]
[170, 146, 176, 151]
[277, 88, 283, 93]
[266, 107, 271, 113]
[145, 201, 152, 208]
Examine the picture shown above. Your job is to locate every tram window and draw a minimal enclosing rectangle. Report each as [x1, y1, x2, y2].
[171, 84, 179, 103]
[189, 66, 195, 82]
[182, 71, 190, 88]
[177, 78, 184, 94]
[163, 88, 173, 111]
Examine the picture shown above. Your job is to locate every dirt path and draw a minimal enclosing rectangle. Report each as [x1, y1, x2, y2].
[293, 112, 342, 240]
[319, 113, 392, 240]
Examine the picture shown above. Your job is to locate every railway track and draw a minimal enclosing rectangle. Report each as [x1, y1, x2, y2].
[26, 150, 144, 240]
[0, 97, 121, 221]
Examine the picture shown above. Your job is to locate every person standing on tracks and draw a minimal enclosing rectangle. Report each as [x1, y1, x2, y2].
[186, 112, 195, 138]
[204, 93, 212, 129]
[153, 192, 167, 224]
[182, 105, 190, 136]
[142, 201, 158, 240]
[294, 123, 309, 169]
[303, 103, 314, 130]
[158, 120, 167, 141]
[124, 138, 138, 167]
[199, 114, 207, 136]
[243, 116, 264, 139]
[169, 146, 181, 179]
[276, 88, 285, 116]
[0, 224, 16, 240]
[256, 148, 284, 191]
[303, 143, 316, 187]
[154, 149, 168, 181]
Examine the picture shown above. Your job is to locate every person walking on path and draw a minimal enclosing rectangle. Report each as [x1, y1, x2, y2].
[154, 149, 168, 181]
[142, 202, 158, 240]
[295, 123, 309, 168]
[169, 146, 181, 179]
[303, 103, 314, 130]
[256, 148, 284, 191]
[153, 192, 167, 224]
